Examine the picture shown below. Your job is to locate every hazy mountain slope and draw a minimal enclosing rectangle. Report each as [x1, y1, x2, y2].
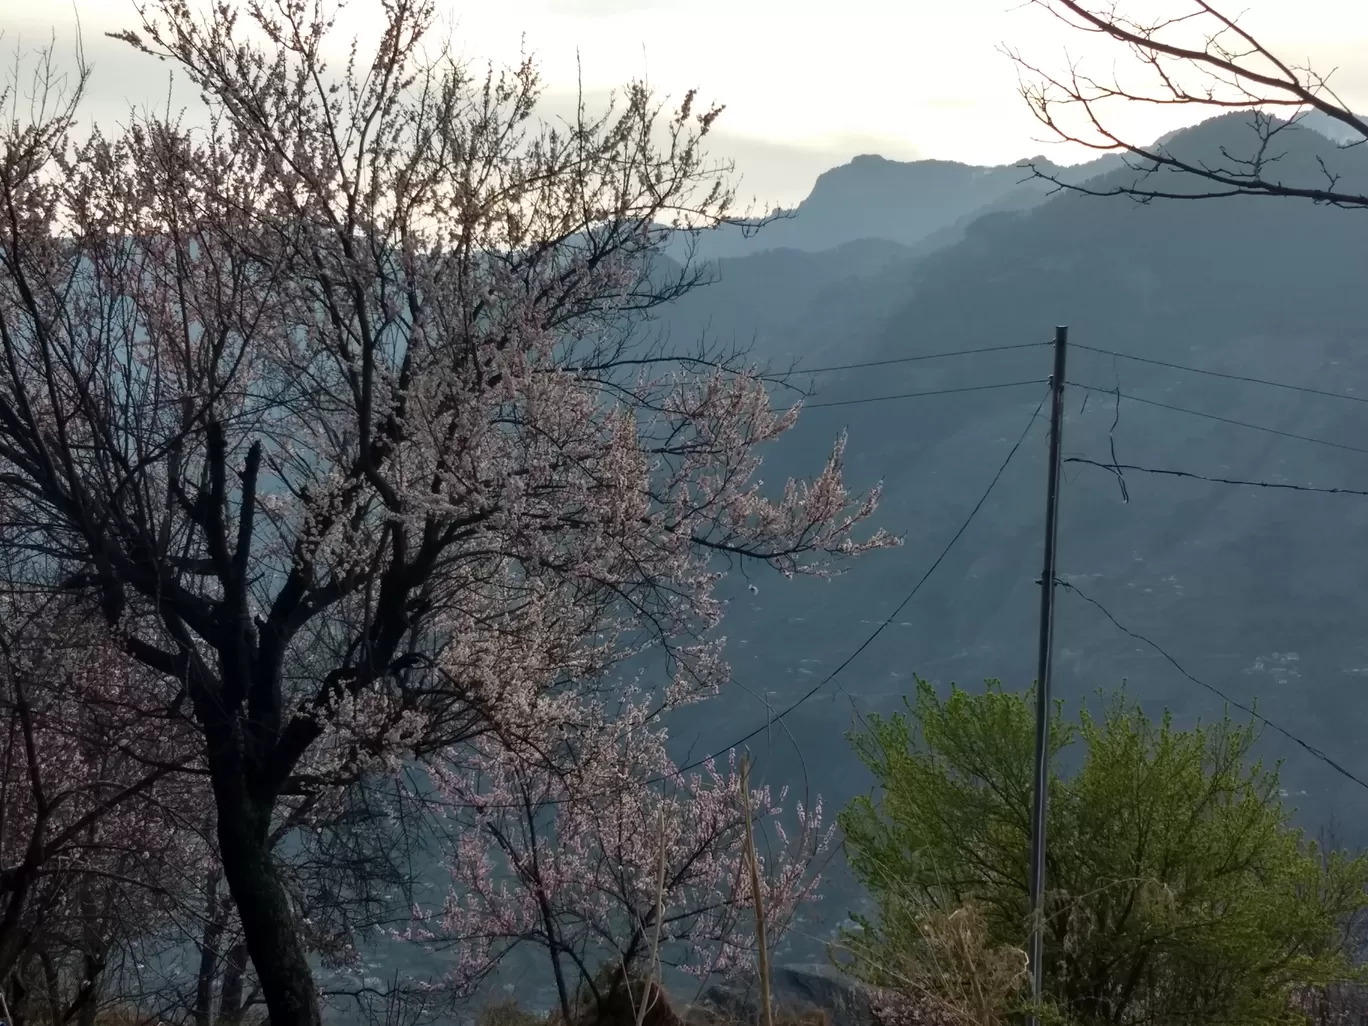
[679, 114, 1368, 866]
[1296, 109, 1368, 145]
[677, 151, 1122, 261]
[645, 236, 919, 369]
[902, 179, 1071, 257]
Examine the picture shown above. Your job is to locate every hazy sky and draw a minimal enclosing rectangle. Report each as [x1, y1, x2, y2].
[2, 0, 1366, 207]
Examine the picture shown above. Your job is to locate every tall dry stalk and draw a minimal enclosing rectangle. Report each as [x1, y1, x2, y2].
[740, 756, 773, 1026]
[633, 808, 669, 1026]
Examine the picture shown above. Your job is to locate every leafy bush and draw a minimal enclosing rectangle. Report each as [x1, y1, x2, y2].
[838, 679, 1368, 1026]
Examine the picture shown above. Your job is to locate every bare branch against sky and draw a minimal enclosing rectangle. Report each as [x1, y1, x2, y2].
[1006, 0, 1368, 207]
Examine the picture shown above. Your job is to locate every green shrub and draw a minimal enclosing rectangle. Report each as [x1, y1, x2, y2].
[838, 679, 1368, 1026]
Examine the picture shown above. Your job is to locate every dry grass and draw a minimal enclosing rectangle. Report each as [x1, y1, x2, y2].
[0, 1002, 243, 1026]
[834, 899, 1034, 1026]
[476, 978, 834, 1026]
[479, 999, 553, 1026]
[685, 999, 829, 1026]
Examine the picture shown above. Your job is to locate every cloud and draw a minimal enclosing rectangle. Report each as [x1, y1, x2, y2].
[13, 0, 1368, 210]
[532, 86, 924, 206]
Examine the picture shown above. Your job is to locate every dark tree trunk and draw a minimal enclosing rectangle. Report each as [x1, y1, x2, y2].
[211, 769, 320, 1026]
[537, 894, 573, 1023]
[11, 954, 31, 1026]
[0, 847, 43, 982]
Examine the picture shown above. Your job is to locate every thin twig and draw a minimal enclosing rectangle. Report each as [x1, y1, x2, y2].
[635, 807, 668, 1026]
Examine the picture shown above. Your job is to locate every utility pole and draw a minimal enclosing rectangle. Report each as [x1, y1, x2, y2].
[1027, 325, 1068, 1026]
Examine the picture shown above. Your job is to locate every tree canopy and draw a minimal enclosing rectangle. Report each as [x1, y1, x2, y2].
[0, 2, 893, 1022]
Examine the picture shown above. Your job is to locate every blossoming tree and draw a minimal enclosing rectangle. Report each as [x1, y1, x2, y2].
[0, 2, 894, 1024]
[414, 691, 832, 1022]
[0, 590, 209, 1023]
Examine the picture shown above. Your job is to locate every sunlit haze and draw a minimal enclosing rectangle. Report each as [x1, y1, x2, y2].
[3, 0, 1367, 207]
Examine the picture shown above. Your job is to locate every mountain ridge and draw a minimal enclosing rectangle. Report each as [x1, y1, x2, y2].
[674, 149, 1124, 260]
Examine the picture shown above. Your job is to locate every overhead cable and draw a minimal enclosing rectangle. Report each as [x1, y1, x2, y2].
[1067, 381, 1368, 457]
[1059, 578, 1368, 793]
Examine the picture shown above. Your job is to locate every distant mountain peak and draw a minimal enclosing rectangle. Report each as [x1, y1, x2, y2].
[682, 150, 1120, 261]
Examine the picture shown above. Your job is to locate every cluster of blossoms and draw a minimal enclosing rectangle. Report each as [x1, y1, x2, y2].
[0, 597, 212, 1001]
[401, 682, 832, 1006]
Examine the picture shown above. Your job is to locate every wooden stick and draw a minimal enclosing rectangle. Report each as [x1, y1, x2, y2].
[740, 755, 773, 1026]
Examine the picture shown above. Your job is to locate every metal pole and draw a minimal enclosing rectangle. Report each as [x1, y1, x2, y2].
[1027, 326, 1068, 1025]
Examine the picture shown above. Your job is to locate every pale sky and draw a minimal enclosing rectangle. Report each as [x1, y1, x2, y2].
[2, 0, 1366, 207]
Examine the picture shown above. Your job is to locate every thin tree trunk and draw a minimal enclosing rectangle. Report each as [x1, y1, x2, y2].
[73, 958, 99, 1026]
[536, 889, 573, 1024]
[37, 951, 59, 1024]
[219, 941, 248, 1025]
[70, 875, 108, 1026]
[194, 870, 228, 1026]
[212, 782, 320, 1026]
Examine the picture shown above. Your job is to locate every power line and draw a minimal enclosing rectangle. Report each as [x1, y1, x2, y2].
[574, 341, 1047, 384]
[1068, 380, 1368, 457]
[800, 341, 1051, 375]
[675, 387, 1053, 770]
[1074, 343, 1368, 407]
[806, 378, 1048, 409]
[1065, 456, 1368, 498]
[1058, 578, 1368, 793]
[585, 341, 1049, 381]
